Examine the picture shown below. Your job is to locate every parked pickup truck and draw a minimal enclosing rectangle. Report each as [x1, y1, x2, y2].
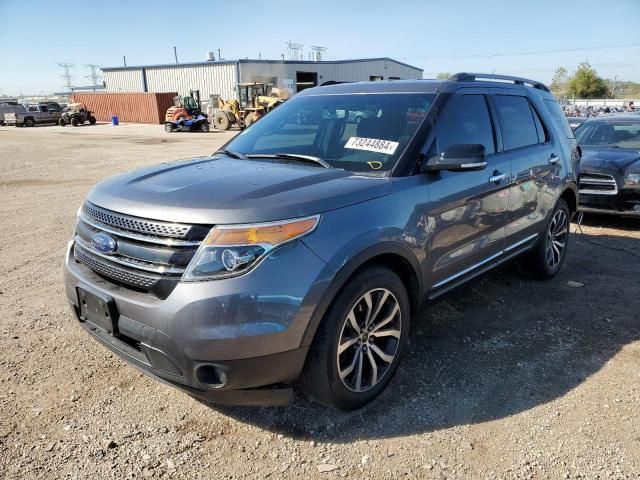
[4, 102, 63, 127]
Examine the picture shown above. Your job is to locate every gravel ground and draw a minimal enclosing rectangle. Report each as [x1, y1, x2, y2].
[1, 123, 639, 479]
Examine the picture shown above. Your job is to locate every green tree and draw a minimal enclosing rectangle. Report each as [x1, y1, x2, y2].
[550, 67, 569, 99]
[435, 72, 452, 80]
[566, 62, 607, 98]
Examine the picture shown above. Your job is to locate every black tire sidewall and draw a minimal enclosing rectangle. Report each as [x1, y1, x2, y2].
[533, 199, 570, 278]
[305, 266, 410, 410]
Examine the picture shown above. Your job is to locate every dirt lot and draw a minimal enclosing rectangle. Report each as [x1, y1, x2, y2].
[1, 123, 639, 479]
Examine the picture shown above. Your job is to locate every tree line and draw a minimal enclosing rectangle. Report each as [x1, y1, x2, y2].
[434, 64, 640, 99]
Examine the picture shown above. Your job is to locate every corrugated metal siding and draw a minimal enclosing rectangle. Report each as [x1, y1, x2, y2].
[144, 63, 237, 101]
[70, 92, 177, 124]
[104, 69, 144, 92]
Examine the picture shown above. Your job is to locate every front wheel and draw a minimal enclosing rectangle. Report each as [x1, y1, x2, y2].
[71, 118, 79, 127]
[59, 118, 66, 127]
[299, 266, 410, 410]
[525, 198, 570, 279]
[24, 118, 35, 127]
[164, 122, 174, 133]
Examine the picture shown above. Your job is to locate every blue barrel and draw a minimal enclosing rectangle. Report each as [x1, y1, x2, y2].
[111, 115, 119, 126]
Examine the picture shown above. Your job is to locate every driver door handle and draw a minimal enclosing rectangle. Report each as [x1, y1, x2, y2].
[489, 171, 507, 184]
[549, 154, 560, 164]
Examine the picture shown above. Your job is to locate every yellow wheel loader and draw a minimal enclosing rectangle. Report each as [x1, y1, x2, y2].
[212, 83, 289, 131]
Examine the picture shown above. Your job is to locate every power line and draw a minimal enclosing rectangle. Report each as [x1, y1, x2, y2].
[56, 63, 74, 90]
[403, 42, 640, 61]
[84, 64, 101, 87]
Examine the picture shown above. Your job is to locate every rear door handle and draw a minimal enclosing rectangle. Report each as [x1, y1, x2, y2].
[549, 154, 560, 165]
[489, 172, 507, 184]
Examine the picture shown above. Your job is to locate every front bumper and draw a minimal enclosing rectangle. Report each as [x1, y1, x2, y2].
[64, 239, 332, 405]
[579, 189, 640, 217]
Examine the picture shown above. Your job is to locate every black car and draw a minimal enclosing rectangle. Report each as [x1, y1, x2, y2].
[575, 115, 640, 217]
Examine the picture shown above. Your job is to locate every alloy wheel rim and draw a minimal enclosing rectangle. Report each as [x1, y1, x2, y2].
[546, 209, 568, 269]
[336, 288, 402, 393]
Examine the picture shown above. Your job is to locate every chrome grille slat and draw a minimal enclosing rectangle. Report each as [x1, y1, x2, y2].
[82, 202, 195, 239]
[579, 172, 618, 196]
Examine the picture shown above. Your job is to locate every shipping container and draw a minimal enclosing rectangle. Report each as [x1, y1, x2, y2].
[69, 92, 177, 124]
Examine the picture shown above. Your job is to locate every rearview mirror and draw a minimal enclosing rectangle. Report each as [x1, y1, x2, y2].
[423, 144, 487, 172]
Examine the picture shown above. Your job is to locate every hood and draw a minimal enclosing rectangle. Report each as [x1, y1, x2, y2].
[87, 157, 391, 224]
[580, 147, 640, 173]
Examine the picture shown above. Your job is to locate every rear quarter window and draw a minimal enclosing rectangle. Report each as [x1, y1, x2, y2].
[544, 99, 575, 139]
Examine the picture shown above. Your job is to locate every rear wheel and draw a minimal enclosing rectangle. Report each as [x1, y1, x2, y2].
[299, 266, 410, 410]
[244, 113, 255, 128]
[200, 121, 210, 132]
[526, 198, 570, 279]
[213, 111, 230, 131]
[59, 118, 66, 127]
[164, 122, 174, 133]
[24, 117, 35, 127]
[88, 116, 96, 125]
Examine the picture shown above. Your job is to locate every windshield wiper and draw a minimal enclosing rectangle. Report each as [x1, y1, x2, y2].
[245, 153, 331, 168]
[213, 148, 246, 160]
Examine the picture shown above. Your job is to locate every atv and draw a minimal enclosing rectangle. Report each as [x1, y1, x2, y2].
[59, 103, 96, 127]
[164, 114, 209, 133]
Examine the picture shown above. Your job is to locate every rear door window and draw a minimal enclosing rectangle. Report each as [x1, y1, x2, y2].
[493, 95, 539, 150]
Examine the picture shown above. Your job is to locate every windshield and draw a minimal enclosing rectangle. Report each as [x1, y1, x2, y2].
[225, 92, 435, 172]
[575, 120, 640, 150]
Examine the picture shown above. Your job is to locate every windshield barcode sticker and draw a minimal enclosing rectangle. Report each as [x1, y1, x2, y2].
[345, 137, 399, 155]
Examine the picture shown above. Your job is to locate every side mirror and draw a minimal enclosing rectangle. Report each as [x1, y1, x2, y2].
[422, 144, 487, 172]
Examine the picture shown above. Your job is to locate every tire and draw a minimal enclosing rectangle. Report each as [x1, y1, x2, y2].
[59, 118, 66, 127]
[299, 266, 410, 410]
[244, 113, 255, 128]
[71, 118, 79, 127]
[24, 117, 35, 127]
[525, 198, 570, 279]
[164, 123, 174, 133]
[88, 116, 96, 125]
[200, 121, 210, 133]
[213, 111, 230, 131]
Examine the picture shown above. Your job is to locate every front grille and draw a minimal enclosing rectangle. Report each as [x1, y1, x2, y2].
[73, 202, 210, 297]
[74, 244, 159, 289]
[82, 202, 194, 239]
[579, 172, 618, 196]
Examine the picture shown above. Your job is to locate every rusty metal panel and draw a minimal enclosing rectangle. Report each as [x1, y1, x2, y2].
[70, 92, 177, 124]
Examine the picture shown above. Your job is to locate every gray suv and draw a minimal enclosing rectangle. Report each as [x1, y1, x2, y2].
[64, 74, 578, 410]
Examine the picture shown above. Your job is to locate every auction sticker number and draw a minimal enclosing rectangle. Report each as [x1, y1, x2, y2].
[345, 137, 399, 155]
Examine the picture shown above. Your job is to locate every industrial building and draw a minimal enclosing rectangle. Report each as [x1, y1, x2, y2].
[101, 58, 423, 101]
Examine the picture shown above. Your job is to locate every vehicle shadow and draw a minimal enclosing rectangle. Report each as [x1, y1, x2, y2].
[212, 231, 640, 442]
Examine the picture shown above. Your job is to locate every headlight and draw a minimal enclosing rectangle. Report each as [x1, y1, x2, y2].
[183, 215, 320, 280]
[624, 173, 640, 187]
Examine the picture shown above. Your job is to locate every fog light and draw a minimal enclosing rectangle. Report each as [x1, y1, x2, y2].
[195, 364, 227, 388]
[633, 204, 640, 212]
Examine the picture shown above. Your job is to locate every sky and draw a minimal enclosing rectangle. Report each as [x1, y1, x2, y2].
[0, 0, 639, 96]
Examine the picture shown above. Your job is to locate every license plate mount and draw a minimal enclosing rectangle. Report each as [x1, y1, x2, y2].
[77, 287, 119, 336]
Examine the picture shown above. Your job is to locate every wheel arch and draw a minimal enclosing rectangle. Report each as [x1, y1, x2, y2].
[559, 183, 578, 216]
[300, 242, 423, 348]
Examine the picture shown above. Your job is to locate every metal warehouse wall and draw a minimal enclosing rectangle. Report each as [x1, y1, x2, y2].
[104, 70, 144, 92]
[144, 63, 237, 101]
[70, 92, 177, 124]
[239, 59, 422, 90]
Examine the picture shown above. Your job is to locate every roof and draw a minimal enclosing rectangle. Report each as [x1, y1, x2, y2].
[101, 57, 423, 73]
[299, 79, 442, 96]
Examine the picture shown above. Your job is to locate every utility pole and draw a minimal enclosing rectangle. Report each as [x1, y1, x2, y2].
[173, 46, 178, 64]
[56, 63, 75, 91]
[610, 75, 618, 99]
[123, 55, 127, 67]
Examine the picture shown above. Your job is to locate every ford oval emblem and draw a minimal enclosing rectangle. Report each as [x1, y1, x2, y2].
[91, 232, 117, 254]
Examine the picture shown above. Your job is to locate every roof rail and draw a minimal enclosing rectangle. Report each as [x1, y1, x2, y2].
[449, 72, 550, 92]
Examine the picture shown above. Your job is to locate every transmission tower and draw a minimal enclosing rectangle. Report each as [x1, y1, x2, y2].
[84, 64, 101, 87]
[285, 41, 303, 60]
[57, 63, 75, 90]
[310, 46, 327, 61]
